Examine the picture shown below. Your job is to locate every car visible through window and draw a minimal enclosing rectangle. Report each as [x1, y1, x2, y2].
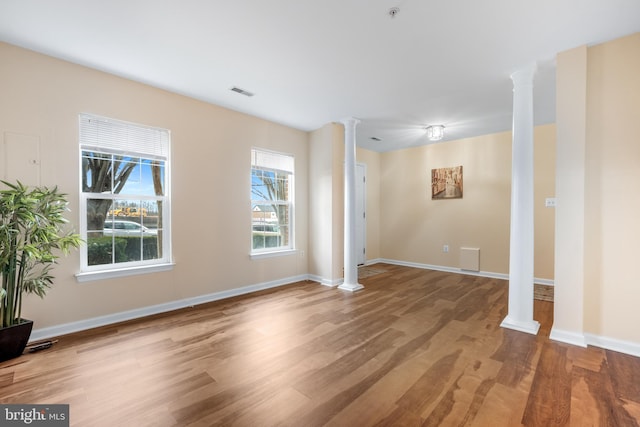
[103, 220, 157, 236]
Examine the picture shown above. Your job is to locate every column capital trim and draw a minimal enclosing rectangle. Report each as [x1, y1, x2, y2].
[339, 117, 361, 127]
[510, 63, 537, 87]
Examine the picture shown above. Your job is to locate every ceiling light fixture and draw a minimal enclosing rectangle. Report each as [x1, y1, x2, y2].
[425, 125, 445, 141]
[388, 7, 400, 18]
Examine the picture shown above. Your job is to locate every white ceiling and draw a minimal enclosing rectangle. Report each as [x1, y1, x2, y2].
[1, 1, 639, 152]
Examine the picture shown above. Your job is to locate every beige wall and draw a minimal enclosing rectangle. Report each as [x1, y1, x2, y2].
[309, 123, 343, 282]
[0, 42, 309, 329]
[584, 33, 640, 342]
[554, 45, 587, 342]
[533, 125, 556, 280]
[307, 126, 381, 283]
[379, 125, 556, 279]
[554, 32, 640, 350]
[331, 125, 345, 280]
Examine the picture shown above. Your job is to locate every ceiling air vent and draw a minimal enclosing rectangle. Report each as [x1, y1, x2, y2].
[230, 86, 255, 97]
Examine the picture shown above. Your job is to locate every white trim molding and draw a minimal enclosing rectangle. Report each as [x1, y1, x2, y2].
[584, 333, 640, 358]
[338, 282, 364, 292]
[250, 249, 300, 260]
[40, 258, 640, 360]
[501, 316, 541, 335]
[550, 328, 587, 348]
[308, 274, 342, 288]
[552, 329, 640, 358]
[380, 258, 509, 281]
[378, 258, 554, 286]
[30, 273, 309, 342]
[75, 262, 175, 283]
[534, 277, 555, 286]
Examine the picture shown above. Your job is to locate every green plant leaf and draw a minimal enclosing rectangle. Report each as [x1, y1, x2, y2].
[1, 180, 82, 327]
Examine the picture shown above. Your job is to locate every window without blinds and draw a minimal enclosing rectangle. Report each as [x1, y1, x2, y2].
[79, 113, 171, 272]
[251, 148, 294, 253]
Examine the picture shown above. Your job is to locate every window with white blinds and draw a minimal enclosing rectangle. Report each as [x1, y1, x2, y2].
[79, 113, 169, 160]
[78, 113, 171, 277]
[251, 148, 294, 253]
[251, 148, 294, 174]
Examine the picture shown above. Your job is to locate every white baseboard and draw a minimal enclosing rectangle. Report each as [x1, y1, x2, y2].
[30, 273, 310, 342]
[308, 274, 342, 287]
[551, 329, 640, 357]
[38, 259, 516, 342]
[584, 333, 640, 358]
[376, 258, 554, 285]
[379, 259, 640, 355]
[550, 328, 587, 347]
[48, 261, 640, 358]
[379, 258, 509, 281]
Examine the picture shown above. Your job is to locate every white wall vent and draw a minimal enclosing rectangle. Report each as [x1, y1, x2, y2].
[230, 86, 255, 97]
[460, 247, 480, 271]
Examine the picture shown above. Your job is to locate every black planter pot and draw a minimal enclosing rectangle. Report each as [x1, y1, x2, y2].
[0, 319, 34, 362]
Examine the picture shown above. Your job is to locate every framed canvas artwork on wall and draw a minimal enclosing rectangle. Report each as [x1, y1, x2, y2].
[431, 165, 463, 199]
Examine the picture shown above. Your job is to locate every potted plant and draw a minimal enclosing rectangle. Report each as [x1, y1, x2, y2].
[0, 181, 82, 362]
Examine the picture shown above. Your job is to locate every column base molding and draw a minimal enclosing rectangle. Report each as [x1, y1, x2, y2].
[338, 282, 364, 292]
[500, 316, 540, 335]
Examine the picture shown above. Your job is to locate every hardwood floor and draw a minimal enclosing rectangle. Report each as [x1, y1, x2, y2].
[1, 264, 640, 426]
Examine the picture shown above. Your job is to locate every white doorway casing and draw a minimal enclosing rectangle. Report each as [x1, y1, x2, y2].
[356, 163, 366, 265]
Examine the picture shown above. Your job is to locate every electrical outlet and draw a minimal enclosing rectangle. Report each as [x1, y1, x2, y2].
[545, 197, 556, 207]
[443, 244, 449, 253]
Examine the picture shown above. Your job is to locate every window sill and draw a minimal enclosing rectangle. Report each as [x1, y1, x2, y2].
[250, 249, 299, 260]
[75, 262, 175, 283]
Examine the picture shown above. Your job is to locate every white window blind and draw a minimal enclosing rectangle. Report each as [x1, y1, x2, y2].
[251, 149, 294, 173]
[79, 113, 169, 160]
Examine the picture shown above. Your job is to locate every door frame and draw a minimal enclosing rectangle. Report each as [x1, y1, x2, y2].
[356, 162, 366, 265]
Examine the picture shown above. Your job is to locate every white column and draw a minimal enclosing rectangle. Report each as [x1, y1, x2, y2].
[501, 65, 540, 335]
[339, 117, 364, 292]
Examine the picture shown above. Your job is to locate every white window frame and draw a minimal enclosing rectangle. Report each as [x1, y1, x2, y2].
[250, 148, 295, 257]
[76, 113, 173, 282]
